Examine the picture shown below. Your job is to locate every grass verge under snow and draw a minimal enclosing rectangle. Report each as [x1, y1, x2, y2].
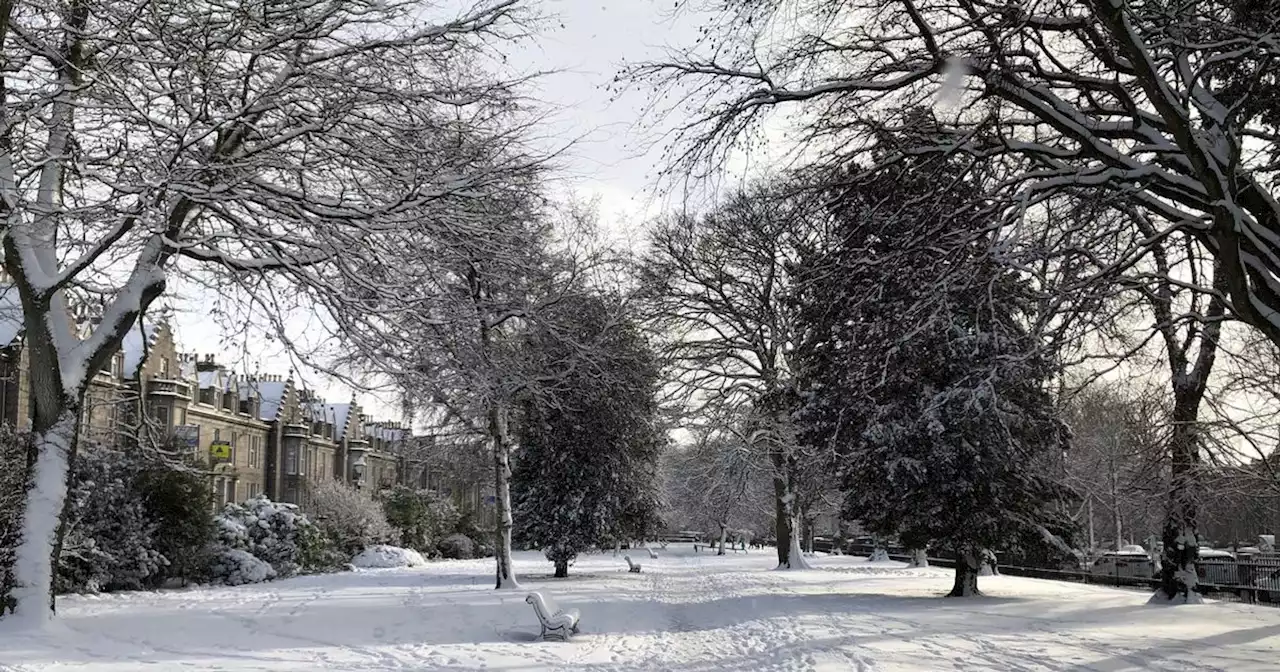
[2, 547, 1279, 670]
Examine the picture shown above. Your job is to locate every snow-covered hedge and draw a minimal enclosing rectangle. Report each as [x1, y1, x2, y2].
[351, 545, 427, 569]
[214, 496, 327, 578]
[209, 548, 277, 586]
[305, 480, 394, 557]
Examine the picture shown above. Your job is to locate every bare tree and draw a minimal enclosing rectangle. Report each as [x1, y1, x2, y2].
[0, 0, 532, 625]
[639, 180, 826, 569]
[636, 0, 1280, 346]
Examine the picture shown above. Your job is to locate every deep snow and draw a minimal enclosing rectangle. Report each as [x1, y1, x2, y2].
[2, 547, 1279, 670]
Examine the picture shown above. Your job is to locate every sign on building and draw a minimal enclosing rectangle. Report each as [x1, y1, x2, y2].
[173, 424, 200, 449]
[209, 441, 232, 464]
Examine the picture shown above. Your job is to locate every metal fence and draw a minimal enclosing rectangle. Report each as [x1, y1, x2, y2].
[839, 543, 1280, 606]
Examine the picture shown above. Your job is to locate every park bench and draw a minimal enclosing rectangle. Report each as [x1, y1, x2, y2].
[525, 592, 580, 641]
[624, 555, 642, 573]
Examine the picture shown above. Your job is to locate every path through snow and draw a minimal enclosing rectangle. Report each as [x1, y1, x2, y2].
[2, 547, 1279, 670]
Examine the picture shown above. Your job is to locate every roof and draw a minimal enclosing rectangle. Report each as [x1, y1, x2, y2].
[120, 322, 161, 378]
[0, 285, 21, 347]
[326, 403, 355, 440]
[253, 380, 289, 421]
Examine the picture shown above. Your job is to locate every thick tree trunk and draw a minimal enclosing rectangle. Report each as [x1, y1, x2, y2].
[553, 558, 568, 578]
[488, 404, 520, 590]
[1153, 412, 1202, 604]
[947, 549, 982, 597]
[909, 548, 929, 568]
[717, 522, 727, 556]
[6, 410, 79, 628]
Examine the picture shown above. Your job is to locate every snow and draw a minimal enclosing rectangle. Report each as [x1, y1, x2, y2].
[351, 545, 427, 569]
[119, 322, 159, 378]
[325, 403, 354, 440]
[253, 380, 288, 421]
[209, 549, 276, 586]
[4, 547, 1280, 669]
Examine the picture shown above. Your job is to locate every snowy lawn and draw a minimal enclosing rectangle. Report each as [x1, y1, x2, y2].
[3, 546, 1280, 671]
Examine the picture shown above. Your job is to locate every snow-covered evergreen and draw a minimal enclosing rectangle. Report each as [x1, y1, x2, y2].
[794, 151, 1073, 596]
[512, 293, 664, 578]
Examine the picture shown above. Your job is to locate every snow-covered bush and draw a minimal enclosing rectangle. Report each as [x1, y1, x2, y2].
[209, 548, 277, 586]
[57, 445, 168, 594]
[0, 426, 26, 614]
[351, 545, 427, 569]
[437, 533, 476, 560]
[305, 479, 394, 557]
[383, 486, 460, 554]
[215, 496, 326, 577]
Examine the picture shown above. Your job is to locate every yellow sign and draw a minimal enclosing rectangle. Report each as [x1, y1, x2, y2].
[209, 442, 232, 462]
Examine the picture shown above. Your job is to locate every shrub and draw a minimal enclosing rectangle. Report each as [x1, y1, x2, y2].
[57, 446, 168, 594]
[136, 458, 215, 586]
[351, 545, 427, 569]
[209, 548, 276, 586]
[305, 479, 394, 558]
[215, 496, 327, 577]
[437, 533, 475, 560]
[0, 426, 27, 614]
[383, 487, 460, 553]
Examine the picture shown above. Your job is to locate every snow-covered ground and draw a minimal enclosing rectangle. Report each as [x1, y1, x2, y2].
[3, 546, 1280, 671]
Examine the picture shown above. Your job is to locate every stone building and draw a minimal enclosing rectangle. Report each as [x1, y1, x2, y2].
[0, 308, 410, 511]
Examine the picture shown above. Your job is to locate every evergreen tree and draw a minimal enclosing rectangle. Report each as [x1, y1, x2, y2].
[511, 293, 664, 577]
[793, 148, 1073, 596]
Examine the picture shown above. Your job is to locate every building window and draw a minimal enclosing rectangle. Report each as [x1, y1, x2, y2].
[159, 357, 170, 376]
[199, 388, 214, 405]
[248, 482, 260, 499]
[285, 446, 299, 475]
[176, 407, 186, 426]
[248, 435, 260, 469]
[213, 428, 221, 442]
[153, 404, 170, 429]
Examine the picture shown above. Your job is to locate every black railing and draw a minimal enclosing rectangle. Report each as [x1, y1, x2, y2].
[838, 543, 1280, 606]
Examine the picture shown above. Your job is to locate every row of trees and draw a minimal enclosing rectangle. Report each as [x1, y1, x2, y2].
[630, 0, 1280, 603]
[0, 0, 668, 623]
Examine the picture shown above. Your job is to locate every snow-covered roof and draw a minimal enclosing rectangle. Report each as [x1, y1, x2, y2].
[305, 401, 336, 425]
[197, 370, 220, 389]
[0, 285, 23, 347]
[120, 322, 161, 378]
[254, 380, 289, 421]
[326, 403, 355, 440]
[363, 422, 407, 443]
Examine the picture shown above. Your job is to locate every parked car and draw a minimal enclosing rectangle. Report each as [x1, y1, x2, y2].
[1196, 548, 1238, 587]
[1090, 547, 1155, 580]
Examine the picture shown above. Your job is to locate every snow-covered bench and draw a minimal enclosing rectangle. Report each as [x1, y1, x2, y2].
[525, 592, 580, 641]
[624, 555, 642, 573]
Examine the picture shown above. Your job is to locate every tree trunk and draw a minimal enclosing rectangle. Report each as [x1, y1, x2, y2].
[770, 449, 791, 567]
[947, 549, 981, 597]
[488, 404, 520, 590]
[717, 522, 727, 556]
[4, 306, 89, 628]
[553, 558, 568, 578]
[1153, 411, 1202, 604]
[909, 548, 929, 568]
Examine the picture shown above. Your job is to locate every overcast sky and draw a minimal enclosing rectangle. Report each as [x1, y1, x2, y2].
[168, 0, 709, 423]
